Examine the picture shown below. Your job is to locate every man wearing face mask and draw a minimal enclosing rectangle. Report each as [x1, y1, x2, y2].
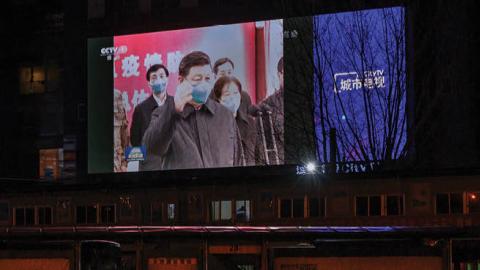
[142, 51, 242, 170]
[212, 76, 256, 166]
[130, 64, 171, 147]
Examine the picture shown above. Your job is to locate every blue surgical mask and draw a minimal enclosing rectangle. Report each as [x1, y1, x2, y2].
[191, 81, 212, 104]
[221, 95, 241, 115]
[151, 79, 167, 94]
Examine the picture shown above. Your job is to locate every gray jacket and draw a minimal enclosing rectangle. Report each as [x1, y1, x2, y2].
[142, 97, 242, 170]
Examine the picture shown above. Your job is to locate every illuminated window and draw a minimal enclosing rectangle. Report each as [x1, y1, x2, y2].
[211, 201, 220, 221]
[76, 205, 97, 224]
[235, 200, 251, 222]
[18, 64, 60, 95]
[221, 201, 232, 220]
[167, 203, 175, 220]
[19, 66, 45, 94]
[219, 201, 231, 220]
[436, 193, 464, 215]
[39, 148, 63, 180]
[210, 200, 232, 221]
[101, 205, 116, 224]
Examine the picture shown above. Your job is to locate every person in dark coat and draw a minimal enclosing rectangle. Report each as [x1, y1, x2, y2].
[130, 64, 171, 147]
[212, 76, 256, 166]
[142, 51, 242, 170]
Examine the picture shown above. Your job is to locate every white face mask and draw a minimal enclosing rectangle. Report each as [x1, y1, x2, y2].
[221, 94, 241, 115]
[150, 78, 168, 94]
[191, 81, 212, 104]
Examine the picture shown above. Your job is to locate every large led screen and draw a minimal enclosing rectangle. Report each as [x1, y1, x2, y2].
[88, 6, 407, 174]
[313, 7, 407, 164]
[89, 20, 285, 173]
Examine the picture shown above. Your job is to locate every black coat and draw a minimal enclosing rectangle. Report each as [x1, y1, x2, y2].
[130, 95, 158, 147]
[255, 89, 284, 165]
[236, 111, 257, 166]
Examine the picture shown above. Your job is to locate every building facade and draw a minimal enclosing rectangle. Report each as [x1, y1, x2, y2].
[1, 172, 480, 269]
[0, 0, 479, 269]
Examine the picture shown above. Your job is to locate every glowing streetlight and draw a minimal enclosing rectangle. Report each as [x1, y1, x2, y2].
[306, 162, 316, 173]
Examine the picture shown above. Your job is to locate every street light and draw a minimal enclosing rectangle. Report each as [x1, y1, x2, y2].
[296, 162, 321, 175]
[306, 162, 316, 173]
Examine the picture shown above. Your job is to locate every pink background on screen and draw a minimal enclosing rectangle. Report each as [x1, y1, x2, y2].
[113, 23, 257, 131]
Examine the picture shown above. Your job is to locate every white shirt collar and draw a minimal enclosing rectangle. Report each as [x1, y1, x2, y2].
[152, 93, 166, 107]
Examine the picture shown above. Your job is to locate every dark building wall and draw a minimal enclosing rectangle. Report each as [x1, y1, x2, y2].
[64, 0, 88, 176]
[0, 0, 65, 178]
[2, 174, 480, 228]
[411, 0, 480, 170]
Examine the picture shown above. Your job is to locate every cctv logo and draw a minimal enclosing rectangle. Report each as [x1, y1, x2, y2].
[100, 45, 128, 57]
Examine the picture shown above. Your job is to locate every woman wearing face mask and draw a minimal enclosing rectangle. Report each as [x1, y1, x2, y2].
[213, 76, 257, 166]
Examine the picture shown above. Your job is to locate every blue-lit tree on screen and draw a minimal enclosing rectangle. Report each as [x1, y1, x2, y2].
[313, 7, 407, 166]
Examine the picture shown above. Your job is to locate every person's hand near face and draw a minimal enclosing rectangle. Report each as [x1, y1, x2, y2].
[174, 65, 213, 112]
[174, 80, 193, 113]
